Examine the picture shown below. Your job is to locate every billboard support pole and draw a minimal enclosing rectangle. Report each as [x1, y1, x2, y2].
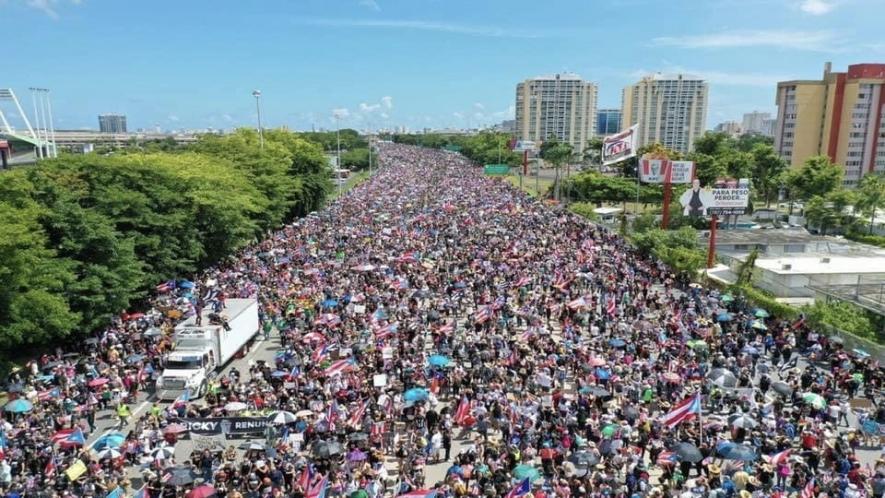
[707, 215, 718, 269]
[662, 180, 672, 229]
[521, 150, 528, 191]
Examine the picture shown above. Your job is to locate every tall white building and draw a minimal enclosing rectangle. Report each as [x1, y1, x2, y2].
[621, 73, 708, 154]
[514, 73, 598, 153]
[742, 111, 773, 136]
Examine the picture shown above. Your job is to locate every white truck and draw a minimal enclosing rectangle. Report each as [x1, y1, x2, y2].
[156, 298, 260, 400]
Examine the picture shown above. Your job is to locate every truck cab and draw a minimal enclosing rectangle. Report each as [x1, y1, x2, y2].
[156, 348, 214, 400]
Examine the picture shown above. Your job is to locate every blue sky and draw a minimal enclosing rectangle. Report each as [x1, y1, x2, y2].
[2, 0, 883, 131]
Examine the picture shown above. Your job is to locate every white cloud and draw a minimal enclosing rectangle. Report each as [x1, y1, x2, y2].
[380, 96, 393, 109]
[167, 114, 180, 122]
[452, 112, 464, 119]
[473, 103, 485, 110]
[652, 29, 837, 52]
[799, 0, 836, 15]
[17, 0, 81, 19]
[332, 108, 350, 120]
[298, 18, 549, 38]
[359, 102, 381, 113]
[222, 114, 234, 123]
[358, 0, 380, 11]
[380, 112, 389, 119]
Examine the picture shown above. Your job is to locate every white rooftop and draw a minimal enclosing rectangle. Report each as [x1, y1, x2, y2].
[755, 255, 885, 275]
[532, 73, 584, 81]
[643, 72, 705, 82]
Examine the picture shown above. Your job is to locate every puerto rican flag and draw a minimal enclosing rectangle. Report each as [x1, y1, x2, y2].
[398, 252, 419, 264]
[436, 322, 454, 335]
[656, 451, 678, 466]
[44, 458, 57, 477]
[370, 421, 386, 440]
[766, 449, 791, 466]
[390, 277, 410, 290]
[504, 478, 531, 498]
[492, 295, 507, 310]
[313, 314, 342, 328]
[567, 296, 588, 311]
[302, 332, 327, 343]
[323, 358, 357, 377]
[348, 400, 369, 428]
[553, 274, 572, 291]
[298, 464, 314, 491]
[792, 315, 806, 330]
[326, 403, 339, 432]
[306, 476, 329, 498]
[606, 296, 617, 316]
[155, 280, 176, 293]
[37, 387, 61, 402]
[453, 397, 471, 425]
[474, 306, 493, 324]
[512, 276, 532, 288]
[173, 389, 191, 408]
[659, 393, 702, 428]
[801, 478, 815, 498]
[374, 322, 399, 340]
[398, 490, 438, 498]
[312, 344, 331, 363]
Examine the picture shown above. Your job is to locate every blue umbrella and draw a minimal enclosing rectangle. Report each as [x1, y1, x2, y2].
[4, 399, 33, 413]
[716, 312, 733, 322]
[178, 280, 195, 289]
[853, 348, 870, 358]
[93, 432, 126, 450]
[126, 354, 145, 364]
[321, 299, 339, 309]
[271, 370, 289, 378]
[447, 464, 464, 477]
[595, 368, 611, 380]
[608, 338, 626, 348]
[403, 388, 429, 402]
[716, 442, 757, 461]
[428, 355, 451, 367]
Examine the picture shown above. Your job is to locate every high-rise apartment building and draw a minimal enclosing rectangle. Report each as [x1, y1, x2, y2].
[774, 63, 885, 187]
[596, 109, 622, 136]
[742, 111, 773, 136]
[715, 121, 743, 137]
[98, 114, 127, 133]
[621, 73, 708, 154]
[514, 73, 598, 153]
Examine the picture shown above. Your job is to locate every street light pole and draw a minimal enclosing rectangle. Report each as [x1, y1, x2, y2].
[252, 90, 264, 150]
[336, 115, 342, 197]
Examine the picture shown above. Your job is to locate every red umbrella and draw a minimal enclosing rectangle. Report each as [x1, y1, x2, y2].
[662, 373, 681, 384]
[588, 357, 606, 367]
[122, 312, 145, 321]
[88, 378, 109, 388]
[539, 447, 557, 460]
[186, 485, 217, 498]
[163, 423, 188, 435]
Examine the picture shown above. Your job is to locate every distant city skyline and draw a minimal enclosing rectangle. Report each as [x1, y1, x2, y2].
[2, 0, 883, 131]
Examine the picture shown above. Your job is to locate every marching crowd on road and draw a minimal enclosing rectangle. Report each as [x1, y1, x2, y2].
[1, 143, 884, 498]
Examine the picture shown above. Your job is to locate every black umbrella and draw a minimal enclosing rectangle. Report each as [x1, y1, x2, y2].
[707, 368, 737, 388]
[771, 381, 793, 396]
[163, 468, 198, 487]
[568, 450, 600, 467]
[312, 440, 343, 458]
[348, 432, 369, 442]
[672, 442, 703, 463]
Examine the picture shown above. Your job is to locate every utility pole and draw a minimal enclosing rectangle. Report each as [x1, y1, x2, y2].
[252, 90, 264, 150]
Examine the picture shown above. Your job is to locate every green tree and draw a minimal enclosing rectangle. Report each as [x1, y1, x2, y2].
[786, 155, 843, 200]
[340, 148, 370, 170]
[804, 195, 838, 235]
[540, 137, 574, 201]
[750, 144, 787, 207]
[583, 137, 604, 168]
[855, 174, 885, 234]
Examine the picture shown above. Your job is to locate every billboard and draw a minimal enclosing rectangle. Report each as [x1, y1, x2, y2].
[679, 178, 750, 217]
[513, 140, 537, 152]
[639, 159, 694, 184]
[602, 124, 638, 165]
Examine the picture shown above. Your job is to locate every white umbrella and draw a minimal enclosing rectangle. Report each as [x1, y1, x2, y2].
[151, 446, 175, 461]
[225, 401, 249, 412]
[270, 411, 298, 425]
[295, 409, 314, 418]
[96, 448, 122, 460]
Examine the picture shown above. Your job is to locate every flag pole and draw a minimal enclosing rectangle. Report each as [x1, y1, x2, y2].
[697, 391, 703, 446]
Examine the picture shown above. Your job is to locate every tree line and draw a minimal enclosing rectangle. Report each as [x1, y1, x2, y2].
[0, 129, 332, 355]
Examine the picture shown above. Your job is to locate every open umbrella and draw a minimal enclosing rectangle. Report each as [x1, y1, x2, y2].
[729, 414, 757, 430]
[587, 357, 606, 367]
[428, 355, 451, 367]
[707, 369, 737, 388]
[662, 372, 681, 384]
[716, 312, 733, 322]
[512, 464, 541, 482]
[126, 354, 146, 364]
[88, 377, 109, 388]
[601, 424, 619, 438]
[687, 340, 708, 351]
[853, 348, 870, 358]
[671, 442, 703, 463]
[753, 309, 770, 318]
[4, 399, 33, 414]
[568, 450, 600, 467]
[295, 409, 314, 418]
[96, 448, 122, 460]
[312, 440, 343, 458]
[403, 388, 429, 402]
[321, 299, 339, 309]
[239, 441, 267, 452]
[224, 401, 249, 412]
[828, 336, 844, 345]
[151, 446, 175, 461]
[608, 338, 626, 348]
[163, 423, 188, 435]
[93, 432, 126, 450]
[269, 411, 298, 425]
[580, 386, 611, 398]
[720, 294, 734, 303]
[751, 320, 767, 331]
[771, 381, 793, 396]
[347, 449, 368, 461]
[164, 467, 198, 487]
[186, 485, 217, 498]
[716, 442, 757, 461]
[802, 392, 826, 410]
[270, 370, 289, 378]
